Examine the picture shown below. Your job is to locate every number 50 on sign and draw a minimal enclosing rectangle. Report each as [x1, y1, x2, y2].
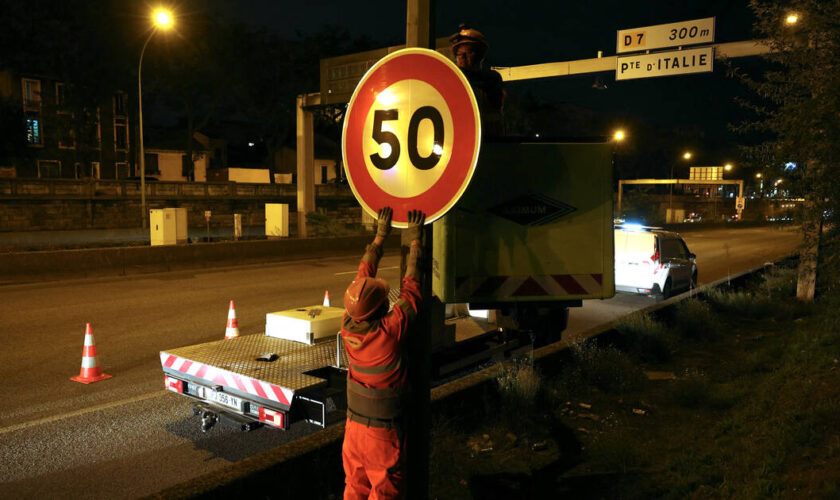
[341, 48, 481, 227]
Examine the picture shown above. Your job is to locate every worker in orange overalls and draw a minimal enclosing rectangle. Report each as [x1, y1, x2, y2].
[341, 206, 425, 499]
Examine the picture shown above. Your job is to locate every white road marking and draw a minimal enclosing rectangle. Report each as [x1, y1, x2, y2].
[0, 391, 166, 435]
[334, 266, 399, 276]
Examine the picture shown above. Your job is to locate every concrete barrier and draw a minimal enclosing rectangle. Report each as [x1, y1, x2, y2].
[0, 234, 400, 285]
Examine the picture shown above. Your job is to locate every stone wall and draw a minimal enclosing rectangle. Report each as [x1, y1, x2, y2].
[0, 179, 365, 234]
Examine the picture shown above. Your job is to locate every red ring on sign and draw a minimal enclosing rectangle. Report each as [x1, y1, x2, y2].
[344, 52, 478, 225]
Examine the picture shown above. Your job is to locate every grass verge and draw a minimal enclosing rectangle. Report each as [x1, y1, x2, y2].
[429, 261, 840, 498]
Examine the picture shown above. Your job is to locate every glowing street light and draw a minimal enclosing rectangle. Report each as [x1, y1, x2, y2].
[785, 13, 799, 25]
[613, 129, 625, 142]
[724, 163, 733, 171]
[138, 7, 175, 228]
[154, 9, 173, 27]
[755, 173, 762, 178]
[683, 151, 692, 160]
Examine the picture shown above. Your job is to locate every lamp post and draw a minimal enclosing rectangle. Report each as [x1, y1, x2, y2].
[669, 151, 692, 221]
[138, 8, 173, 229]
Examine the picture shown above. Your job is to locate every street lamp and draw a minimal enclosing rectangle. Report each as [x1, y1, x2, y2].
[138, 7, 174, 228]
[785, 13, 799, 25]
[613, 129, 625, 142]
[724, 163, 733, 172]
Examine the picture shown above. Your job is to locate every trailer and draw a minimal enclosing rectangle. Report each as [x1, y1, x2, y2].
[161, 305, 349, 431]
[159, 139, 615, 432]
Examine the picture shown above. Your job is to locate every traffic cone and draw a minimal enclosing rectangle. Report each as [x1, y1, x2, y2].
[70, 323, 112, 384]
[323, 290, 330, 307]
[225, 300, 240, 339]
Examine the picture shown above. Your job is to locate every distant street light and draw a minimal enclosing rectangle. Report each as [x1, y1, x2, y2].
[724, 163, 733, 171]
[138, 8, 174, 229]
[755, 173, 762, 178]
[613, 129, 625, 142]
[786, 13, 799, 25]
[683, 151, 692, 160]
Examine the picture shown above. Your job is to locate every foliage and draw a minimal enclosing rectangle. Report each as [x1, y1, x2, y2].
[670, 299, 721, 340]
[731, 1, 840, 299]
[734, 1, 840, 217]
[496, 360, 542, 412]
[613, 313, 672, 364]
[558, 340, 646, 395]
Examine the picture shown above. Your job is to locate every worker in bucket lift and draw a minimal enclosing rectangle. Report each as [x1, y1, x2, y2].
[450, 23, 505, 136]
[341, 206, 425, 499]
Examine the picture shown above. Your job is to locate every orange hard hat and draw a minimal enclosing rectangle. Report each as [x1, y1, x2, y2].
[449, 23, 488, 57]
[344, 277, 389, 321]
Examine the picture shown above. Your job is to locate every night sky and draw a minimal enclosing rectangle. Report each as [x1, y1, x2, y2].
[209, 0, 762, 175]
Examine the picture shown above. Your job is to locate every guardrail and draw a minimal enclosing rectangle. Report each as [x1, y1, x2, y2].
[0, 178, 356, 200]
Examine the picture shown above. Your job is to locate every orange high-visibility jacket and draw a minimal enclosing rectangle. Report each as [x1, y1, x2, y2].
[341, 243, 421, 421]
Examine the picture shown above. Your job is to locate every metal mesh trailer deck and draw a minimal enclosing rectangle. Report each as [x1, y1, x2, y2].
[161, 334, 348, 430]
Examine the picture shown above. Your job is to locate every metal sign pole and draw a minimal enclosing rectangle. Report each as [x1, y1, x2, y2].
[405, 1, 434, 498]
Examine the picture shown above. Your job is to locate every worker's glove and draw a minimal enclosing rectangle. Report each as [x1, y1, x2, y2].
[403, 210, 426, 243]
[376, 207, 393, 238]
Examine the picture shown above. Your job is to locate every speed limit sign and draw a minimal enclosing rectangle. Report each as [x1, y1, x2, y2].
[341, 48, 481, 227]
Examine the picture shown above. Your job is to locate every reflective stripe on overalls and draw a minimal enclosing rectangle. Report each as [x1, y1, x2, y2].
[346, 357, 404, 426]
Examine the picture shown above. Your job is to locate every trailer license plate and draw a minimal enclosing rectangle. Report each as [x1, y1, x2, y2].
[201, 387, 242, 411]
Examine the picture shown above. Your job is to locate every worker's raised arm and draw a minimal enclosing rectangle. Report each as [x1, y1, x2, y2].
[355, 207, 392, 280]
[387, 210, 426, 332]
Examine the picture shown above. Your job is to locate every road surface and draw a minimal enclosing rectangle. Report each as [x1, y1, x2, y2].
[0, 226, 801, 498]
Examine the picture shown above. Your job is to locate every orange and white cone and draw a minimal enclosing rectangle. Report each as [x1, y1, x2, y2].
[323, 290, 330, 307]
[225, 300, 240, 339]
[70, 323, 112, 384]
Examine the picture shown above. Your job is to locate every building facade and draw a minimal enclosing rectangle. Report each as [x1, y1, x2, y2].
[0, 70, 134, 180]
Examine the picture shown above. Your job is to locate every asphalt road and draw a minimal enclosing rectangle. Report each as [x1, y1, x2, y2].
[0, 226, 801, 498]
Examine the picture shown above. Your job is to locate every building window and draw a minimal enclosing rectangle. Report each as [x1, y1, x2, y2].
[321, 165, 328, 184]
[113, 93, 126, 116]
[114, 117, 128, 150]
[144, 153, 160, 174]
[57, 113, 75, 149]
[116, 162, 129, 179]
[26, 117, 42, 145]
[22, 78, 41, 108]
[91, 161, 100, 179]
[37, 160, 60, 178]
[58, 127, 75, 149]
[55, 82, 66, 108]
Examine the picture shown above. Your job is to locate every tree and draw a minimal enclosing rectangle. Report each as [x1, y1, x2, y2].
[732, 0, 840, 301]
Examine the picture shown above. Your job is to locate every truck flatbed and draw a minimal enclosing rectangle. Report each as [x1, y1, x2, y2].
[161, 333, 347, 412]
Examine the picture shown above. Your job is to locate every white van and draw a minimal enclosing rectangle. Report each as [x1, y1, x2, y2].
[614, 224, 697, 298]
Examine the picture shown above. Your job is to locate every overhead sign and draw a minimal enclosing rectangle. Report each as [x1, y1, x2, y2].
[341, 48, 481, 227]
[616, 46, 713, 80]
[617, 17, 715, 54]
[690, 166, 724, 181]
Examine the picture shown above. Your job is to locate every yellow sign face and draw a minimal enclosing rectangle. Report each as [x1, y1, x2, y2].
[362, 79, 455, 199]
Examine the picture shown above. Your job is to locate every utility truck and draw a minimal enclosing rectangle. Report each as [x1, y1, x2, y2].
[160, 138, 615, 432]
